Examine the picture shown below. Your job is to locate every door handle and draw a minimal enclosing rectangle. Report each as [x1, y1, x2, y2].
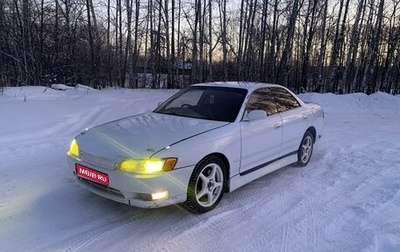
[303, 115, 308, 120]
[274, 123, 282, 129]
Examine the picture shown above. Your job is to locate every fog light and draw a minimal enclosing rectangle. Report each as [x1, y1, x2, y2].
[151, 191, 168, 200]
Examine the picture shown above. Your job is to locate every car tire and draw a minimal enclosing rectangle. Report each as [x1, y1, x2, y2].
[296, 131, 314, 167]
[183, 156, 226, 214]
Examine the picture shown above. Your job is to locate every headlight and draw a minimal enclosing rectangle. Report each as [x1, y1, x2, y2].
[67, 139, 80, 158]
[117, 158, 177, 174]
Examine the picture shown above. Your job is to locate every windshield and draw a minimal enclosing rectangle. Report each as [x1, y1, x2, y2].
[154, 86, 248, 122]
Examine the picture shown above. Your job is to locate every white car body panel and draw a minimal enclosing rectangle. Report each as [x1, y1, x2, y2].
[280, 107, 309, 154]
[67, 82, 324, 209]
[67, 157, 193, 207]
[154, 123, 242, 175]
[239, 113, 283, 174]
[76, 113, 228, 166]
[229, 153, 298, 192]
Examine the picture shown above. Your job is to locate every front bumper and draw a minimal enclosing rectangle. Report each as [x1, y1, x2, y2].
[67, 157, 193, 208]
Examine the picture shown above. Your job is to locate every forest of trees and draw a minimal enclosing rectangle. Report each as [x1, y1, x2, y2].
[0, 0, 399, 94]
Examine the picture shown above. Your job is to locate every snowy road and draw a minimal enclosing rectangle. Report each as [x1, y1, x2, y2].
[0, 87, 399, 251]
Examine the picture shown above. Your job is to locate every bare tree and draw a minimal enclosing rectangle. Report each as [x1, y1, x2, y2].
[0, 0, 399, 94]
[278, 0, 301, 88]
[328, 0, 350, 93]
[300, 0, 319, 92]
[365, 0, 385, 94]
[342, 0, 366, 93]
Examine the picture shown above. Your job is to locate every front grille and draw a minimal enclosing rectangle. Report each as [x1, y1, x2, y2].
[80, 151, 116, 169]
[78, 177, 125, 200]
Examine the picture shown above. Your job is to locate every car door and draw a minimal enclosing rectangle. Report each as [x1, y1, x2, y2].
[270, 87, 309, 155]
[239, 88, 283, 174]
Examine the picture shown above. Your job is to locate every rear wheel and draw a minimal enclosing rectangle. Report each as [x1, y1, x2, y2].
[183, 156, 226, 214]
[296, 131, 314, 167]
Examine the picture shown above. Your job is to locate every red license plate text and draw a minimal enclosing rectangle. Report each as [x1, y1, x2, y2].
[76, 164, 109, 186]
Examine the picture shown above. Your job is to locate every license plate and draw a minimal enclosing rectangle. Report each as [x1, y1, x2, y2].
[76, 164, 109, 186]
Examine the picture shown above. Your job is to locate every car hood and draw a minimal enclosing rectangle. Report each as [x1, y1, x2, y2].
[75, 112, 228, 168]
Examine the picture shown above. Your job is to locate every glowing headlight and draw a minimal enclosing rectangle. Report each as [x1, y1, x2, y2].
[144, 160, 165, 173]
[117, 158, 177, 174]
[67, 139, 80, 158]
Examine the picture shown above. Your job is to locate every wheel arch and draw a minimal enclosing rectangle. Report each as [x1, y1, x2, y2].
[306, 126, 317, 143]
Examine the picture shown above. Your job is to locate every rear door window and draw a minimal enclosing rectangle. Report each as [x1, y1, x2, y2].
[245, 88, 278, 116]
[270, 87, 300, 112]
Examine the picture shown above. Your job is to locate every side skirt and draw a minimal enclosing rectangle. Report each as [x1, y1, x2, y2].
[228, 153, 298, 193]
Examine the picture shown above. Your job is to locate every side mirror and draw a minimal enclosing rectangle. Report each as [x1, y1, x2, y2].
[247, 110, 267, 121]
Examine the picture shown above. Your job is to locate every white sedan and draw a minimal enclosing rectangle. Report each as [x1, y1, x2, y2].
[67, 82, 324, 213]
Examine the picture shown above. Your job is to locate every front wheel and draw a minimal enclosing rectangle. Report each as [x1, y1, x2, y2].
[183, 156, 226, 214]
[296, 131, 314, 167]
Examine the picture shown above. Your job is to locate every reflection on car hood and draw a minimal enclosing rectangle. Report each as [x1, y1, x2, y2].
[76, 112, 228, 163]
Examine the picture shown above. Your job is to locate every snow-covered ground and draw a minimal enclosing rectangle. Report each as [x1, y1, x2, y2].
[1, 86, 399, 252]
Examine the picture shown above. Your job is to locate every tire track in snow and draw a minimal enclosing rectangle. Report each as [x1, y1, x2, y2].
[189, 137, 399, 252]
[296, 166, 320, 252]
[151, 168, 294, 251]
[46, 207, 166, 252]
[153, 165, 321, 252]
[307, 141, 400, 251]
[51, 136, 398, 252]
[307, 196, 318, 252]
[217, 169, 306, 251]
[294, 165, 320, 252]
[278, 190, 289, 252]
[54, 204, 212, 252]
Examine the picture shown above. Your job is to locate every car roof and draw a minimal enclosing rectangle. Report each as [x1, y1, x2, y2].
[192, 81, 283, 92]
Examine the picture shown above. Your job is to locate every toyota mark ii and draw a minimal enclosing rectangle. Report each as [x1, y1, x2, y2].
[67, 82, 324, 213]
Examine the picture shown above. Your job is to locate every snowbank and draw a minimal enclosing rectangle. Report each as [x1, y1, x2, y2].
[0, 86, 399, 252]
